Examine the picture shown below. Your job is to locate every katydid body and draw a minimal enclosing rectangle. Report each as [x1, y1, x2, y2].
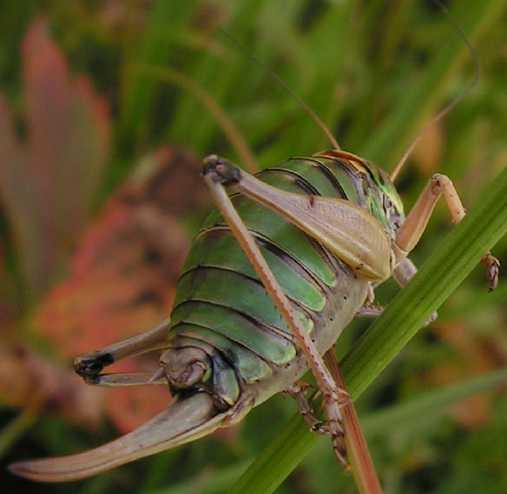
[174, 152, 399, 407]
[9, 150, 498, 483]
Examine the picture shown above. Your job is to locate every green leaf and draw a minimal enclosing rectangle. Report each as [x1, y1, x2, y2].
[0, 408, 38, 460]
[363, 367, 507, 437]
[147, 462, 248, 494]
[361, 0, 507, 167]
[120, 1, 195, 149]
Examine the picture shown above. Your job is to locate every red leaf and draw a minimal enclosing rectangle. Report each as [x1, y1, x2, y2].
[35, 147, 206, 431]
[0, 18, 110, 296]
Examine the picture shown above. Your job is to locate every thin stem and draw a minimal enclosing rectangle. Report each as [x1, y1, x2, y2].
[324, 349, 383, 494]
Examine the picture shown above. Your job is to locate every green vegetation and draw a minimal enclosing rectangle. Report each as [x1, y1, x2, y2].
[1, 1, 506, 493]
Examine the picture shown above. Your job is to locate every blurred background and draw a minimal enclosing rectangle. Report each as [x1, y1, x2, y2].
[0, 1, 506, 493]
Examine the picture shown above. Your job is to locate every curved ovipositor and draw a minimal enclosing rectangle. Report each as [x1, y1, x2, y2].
[9, 394, 222, 482]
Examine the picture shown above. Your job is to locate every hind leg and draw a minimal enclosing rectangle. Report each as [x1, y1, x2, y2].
[203, 156, 351, 465]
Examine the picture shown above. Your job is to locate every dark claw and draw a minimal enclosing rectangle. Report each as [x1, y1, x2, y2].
[74, 353, 114, 379]
[82, 374, 101, 385]
[310, 421, 327, 434]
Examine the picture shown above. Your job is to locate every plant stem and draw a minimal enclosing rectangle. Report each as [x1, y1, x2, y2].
[324, 349, 383, 494]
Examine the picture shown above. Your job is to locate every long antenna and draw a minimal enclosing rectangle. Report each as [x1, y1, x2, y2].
[390, 0, 481, 182]
[219, 29, 341, 151]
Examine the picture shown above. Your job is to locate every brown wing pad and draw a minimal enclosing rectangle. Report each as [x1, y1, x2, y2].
[204, 157, 393, 282]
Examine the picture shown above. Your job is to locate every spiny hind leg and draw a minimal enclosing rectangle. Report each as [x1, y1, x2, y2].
[203, 155, 392, 282]
[395, 173, 500, 290]
[202, 155, 350, 465]
[74, 319, 171, 381]
[285, 381, 326, 433]
[285, 380, 348, 465]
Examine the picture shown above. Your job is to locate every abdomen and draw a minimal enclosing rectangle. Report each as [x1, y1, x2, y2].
[169, 156, 369, 401]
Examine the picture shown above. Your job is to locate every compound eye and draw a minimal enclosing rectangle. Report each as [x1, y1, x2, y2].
[383, 195, 403, 231]
[383, 195, 393, 213]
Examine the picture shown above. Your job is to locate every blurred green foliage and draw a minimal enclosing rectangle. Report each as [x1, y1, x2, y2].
[1, 1, 506, 493]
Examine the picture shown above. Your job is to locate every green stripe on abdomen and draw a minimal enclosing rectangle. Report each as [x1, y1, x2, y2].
[171, 157, 363, 390]
[171, 301, 296, 365]
[182, 228, 326, 311]
[173, 267, 314, 335]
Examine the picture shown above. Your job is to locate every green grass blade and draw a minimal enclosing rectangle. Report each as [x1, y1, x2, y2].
[363, 367, 507, 437]
[119, 1, 194, 149]
[361, 0, 507, 167]
[226, 166, 507, 494]
[303, 366, 507, 474]
[147, 462, 249, 494]
[0, 407, 39, 460]
[341, 168, 507, 397]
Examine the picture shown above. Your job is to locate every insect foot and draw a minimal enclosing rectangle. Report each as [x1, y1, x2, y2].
[74, 352, 114, 379]
[482, 253, 500, 292]
[202, 154, 242, 186]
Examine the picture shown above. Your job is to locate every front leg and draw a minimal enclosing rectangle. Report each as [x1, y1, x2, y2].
[395, 174, 500, 290]
[357, 303, 384, 318]
[74, 319, 171, 380]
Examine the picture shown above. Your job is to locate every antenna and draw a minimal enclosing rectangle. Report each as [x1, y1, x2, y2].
[390, 0, 481, 182]
[219, 28, 341, 151]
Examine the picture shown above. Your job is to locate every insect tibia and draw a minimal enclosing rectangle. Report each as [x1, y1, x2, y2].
[202, 154, 242, 186]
